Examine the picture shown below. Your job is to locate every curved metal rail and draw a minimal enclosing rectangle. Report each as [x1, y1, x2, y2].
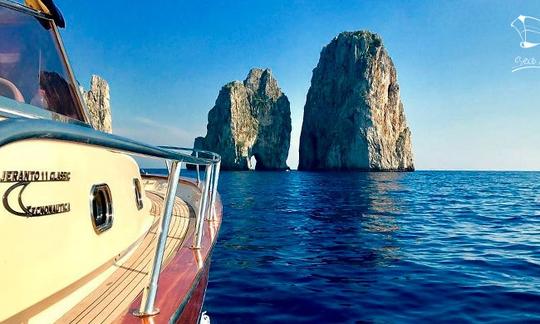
[159, 146, 221, 222]
[0, 118, 221, 317]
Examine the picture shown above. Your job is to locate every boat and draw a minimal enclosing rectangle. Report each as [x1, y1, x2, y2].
[0, 0, 222, 322]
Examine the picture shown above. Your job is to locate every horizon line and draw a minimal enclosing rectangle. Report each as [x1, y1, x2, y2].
[142, 167, 540, 172]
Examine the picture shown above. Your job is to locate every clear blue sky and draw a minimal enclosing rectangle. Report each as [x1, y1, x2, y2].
[57, 0, 540, 170]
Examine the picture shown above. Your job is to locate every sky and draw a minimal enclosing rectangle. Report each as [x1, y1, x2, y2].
[56, 0, 540, 170]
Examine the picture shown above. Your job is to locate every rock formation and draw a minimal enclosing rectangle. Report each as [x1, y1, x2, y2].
[83, 75, 112, 133]
[194, 68, 291, 170]
[298, 31, 414, 171]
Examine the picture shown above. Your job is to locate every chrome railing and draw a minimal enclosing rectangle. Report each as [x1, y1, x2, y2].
[0, 118, 221, 317]
[159, 146, 221, 221]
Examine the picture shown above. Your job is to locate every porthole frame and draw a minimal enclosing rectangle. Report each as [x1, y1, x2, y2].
[89, 184, 113, 234]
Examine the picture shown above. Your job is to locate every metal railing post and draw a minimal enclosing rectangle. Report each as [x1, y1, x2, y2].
[164, 159, 172, 174]
[205, 164, 214, 220]
[135, 161, 182, 316]
[195, 152, 201, 185]
[192, 163, 212, 249]
[209, 161, 221, 221]
[204, 164, 215, 220]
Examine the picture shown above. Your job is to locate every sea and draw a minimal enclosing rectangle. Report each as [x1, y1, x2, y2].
[199, 171, 540, 323]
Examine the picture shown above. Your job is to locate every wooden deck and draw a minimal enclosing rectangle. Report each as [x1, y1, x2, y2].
[58, 191, 194, 324]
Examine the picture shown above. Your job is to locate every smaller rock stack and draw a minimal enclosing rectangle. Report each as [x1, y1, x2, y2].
[83, 75, 112, 133]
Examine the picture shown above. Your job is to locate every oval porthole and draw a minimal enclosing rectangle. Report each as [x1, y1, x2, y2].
[90, 184, 113, 233]
[133, 178, 143, 210]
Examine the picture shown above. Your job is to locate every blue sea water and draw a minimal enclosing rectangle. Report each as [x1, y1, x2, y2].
[202, 171, 540, 323]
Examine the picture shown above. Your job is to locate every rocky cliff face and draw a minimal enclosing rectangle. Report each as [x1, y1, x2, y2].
[83, 75, 112, 133]
[299, 31, 414, 171]
[195, 68, 291, 170]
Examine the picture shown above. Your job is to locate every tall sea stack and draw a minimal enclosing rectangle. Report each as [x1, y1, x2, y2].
[299, 31, 414, 171]
[194, 68, 291, 170]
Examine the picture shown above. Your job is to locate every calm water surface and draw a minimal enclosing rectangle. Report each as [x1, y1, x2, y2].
[203, 171, 540, 323]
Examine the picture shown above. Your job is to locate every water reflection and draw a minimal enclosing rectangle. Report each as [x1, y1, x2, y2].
[217, 171, 409, 277]
[363, 172, 403, 234]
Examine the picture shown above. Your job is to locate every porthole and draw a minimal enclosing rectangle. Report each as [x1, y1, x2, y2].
[133, 178, 143, 210]
[90, 184, 113, 233]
